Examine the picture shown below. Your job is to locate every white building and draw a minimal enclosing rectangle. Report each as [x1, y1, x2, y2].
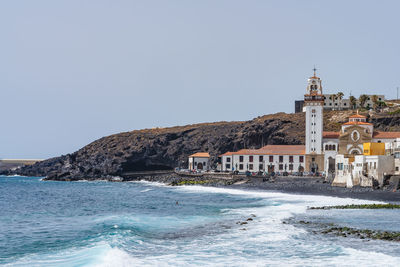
[217, 69, 399, 186]
[322, 94, 385, 110]
[323, 94, 350, 110]
[220, 145, 305, 174]
[188, 152, 210, 171]
[320, 113, 400, 177]
[303, 69, 325, 173]
[333, 154, 394, 188]
[333, 154, 354, 187]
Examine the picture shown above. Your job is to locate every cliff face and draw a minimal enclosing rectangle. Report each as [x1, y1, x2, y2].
[5, 111, 400, 180]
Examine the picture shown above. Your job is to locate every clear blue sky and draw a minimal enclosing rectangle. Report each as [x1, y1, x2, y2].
[1, 0, 399, 159]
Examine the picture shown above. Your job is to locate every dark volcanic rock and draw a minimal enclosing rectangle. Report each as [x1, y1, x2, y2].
[4, 111, 400, 180]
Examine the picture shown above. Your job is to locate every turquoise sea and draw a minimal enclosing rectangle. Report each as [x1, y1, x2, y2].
[1, 176, 400, 266]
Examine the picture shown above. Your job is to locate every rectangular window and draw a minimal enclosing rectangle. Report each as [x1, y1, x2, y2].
[239, 164, 243, 170]
[374, 162, 377, 169]
[396, 167, 399, 171]
[249, 156, 253, 162]
[239, 156, 244, 162]
[269, 156, 273, 162]
[227, 157, 231, 162]
[289, 164, 293, 171]
[299, 156, 304, 163]
[249, 164, 253, 170]
[204, 162, 206, 166]
[259, 164, 263, 170]
[226, 164, 231, 169]
[289, 156, 293, 163]
[279, 164, 283, 170]
[279, 156, 283, 163]
[259, 156, 263, 162]
[337, 163, 343, 170]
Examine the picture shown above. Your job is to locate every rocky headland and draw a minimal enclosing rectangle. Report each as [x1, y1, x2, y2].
[3, 110, 400, 181]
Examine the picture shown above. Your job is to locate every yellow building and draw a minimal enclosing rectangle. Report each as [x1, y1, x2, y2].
[363, 142, 385, 156]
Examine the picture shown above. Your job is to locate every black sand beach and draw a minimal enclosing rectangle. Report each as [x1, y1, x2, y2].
[120, 173, 400, 203]
[227, 177, 400, 203]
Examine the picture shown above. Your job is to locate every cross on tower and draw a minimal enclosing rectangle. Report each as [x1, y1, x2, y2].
[313, 66, 317, 77]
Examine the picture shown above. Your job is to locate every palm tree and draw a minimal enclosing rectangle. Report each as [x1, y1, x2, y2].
[349, 95, 357, 110]
[337, 92, 344, 110]
[329, 94, 336, 109]
[359, 94, 368, 109]
[371, 95, 379, 110]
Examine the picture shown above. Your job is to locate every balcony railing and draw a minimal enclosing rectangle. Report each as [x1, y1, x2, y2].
[304, 95, 324, 101]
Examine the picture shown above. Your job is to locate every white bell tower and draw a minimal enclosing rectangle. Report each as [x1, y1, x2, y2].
[304, 68, 323, 155]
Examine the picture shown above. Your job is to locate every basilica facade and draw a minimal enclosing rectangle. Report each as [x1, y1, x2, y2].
[219, 71, 400, 176]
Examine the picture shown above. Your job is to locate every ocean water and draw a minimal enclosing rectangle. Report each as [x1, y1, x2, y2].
[1, 176, 400, 266]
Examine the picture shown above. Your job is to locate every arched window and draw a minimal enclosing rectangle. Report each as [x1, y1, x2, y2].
[325, 145, 329, 150]
[333, 145, 336, 150]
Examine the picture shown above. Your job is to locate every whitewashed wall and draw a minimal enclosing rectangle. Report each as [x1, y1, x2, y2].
[221, 154, 305, 173]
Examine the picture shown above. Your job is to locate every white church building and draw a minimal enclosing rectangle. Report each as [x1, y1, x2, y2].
[219, 70, 400, 178]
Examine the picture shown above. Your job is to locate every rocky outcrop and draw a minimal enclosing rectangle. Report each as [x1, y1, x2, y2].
[4, 111, 400, 180]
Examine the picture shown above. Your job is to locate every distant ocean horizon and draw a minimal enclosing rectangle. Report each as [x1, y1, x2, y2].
[1, 176, 399, 266]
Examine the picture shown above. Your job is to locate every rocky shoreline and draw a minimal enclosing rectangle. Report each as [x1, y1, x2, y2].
[285, 219, 400, 243]
[38, 172, 400, 203]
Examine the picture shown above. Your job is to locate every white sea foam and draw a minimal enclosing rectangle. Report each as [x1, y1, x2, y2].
[129, 180, 168, 187]
[140, 188, 153, 193]
[5, 182, 398, 267]
[93, 185, 397, 266]
[174, 184, 385, 206]
[93, 243, 400, 267]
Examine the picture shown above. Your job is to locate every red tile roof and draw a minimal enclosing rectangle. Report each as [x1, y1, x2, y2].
[343, 121, 373, 126]
[372, 131, 400, 139]
[259, 145, 305, 155]
[323, 131, 340, 139]
[229, 149, 262, 155]
[219, 152, 234, 157]
[189, 152, 210, 158]
[349, 114, 367, 118]
[220, 145, 305, 156]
